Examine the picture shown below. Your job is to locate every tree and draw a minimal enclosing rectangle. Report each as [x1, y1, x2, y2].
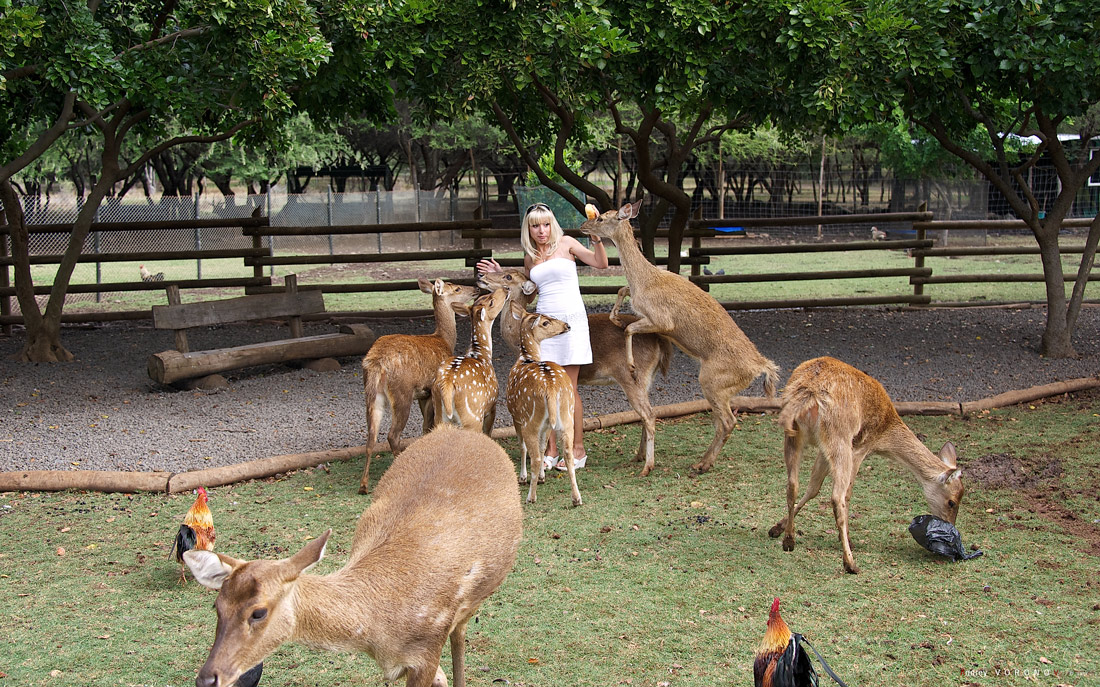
[1, 0, 394, 361]
[835, 0, 1100, 358]
[382, 1, 805, 271]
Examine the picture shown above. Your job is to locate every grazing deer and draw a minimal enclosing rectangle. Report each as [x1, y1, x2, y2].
[359, 278, 479, 494]
[580, 200, 779, 473]
[184, 425, 523, 687]
[432, 287, 508, 434]
[479, 268, 674, 476]
[505, 303, 583, 506]
[767, 356, 965, 574]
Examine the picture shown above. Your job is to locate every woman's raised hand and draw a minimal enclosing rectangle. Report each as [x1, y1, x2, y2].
[477, 258, 502, 274]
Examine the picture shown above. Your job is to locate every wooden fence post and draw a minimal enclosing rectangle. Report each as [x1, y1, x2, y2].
[691, 206, 703, 279]
[914, 202, 928, 299]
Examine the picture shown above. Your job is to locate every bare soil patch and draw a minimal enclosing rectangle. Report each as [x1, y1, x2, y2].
[970, 448, 1100, 556]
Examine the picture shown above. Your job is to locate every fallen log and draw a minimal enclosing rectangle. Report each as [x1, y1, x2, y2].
[961, 376, 1100, 414]
[167, 447, 364, 493]
[0, 470, 171, 493]
[148, 326, 375, 385]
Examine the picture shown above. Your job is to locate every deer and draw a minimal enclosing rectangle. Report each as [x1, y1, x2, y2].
[504, 302, 583, 506]
[359, 278, 479, 494]
[580, 200, 780, 474]
[183, 424, 523, 687]
[767, 356, 966, 574]
[478, 268, 674, 476]
[432, 287, 508, 434]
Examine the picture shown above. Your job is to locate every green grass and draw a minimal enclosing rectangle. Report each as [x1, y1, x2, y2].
[2, 392, 1098, 686]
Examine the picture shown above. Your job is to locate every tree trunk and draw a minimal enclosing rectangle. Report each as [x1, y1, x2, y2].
[1036, 231, 1076, 358]
[0, 180, 74, 361]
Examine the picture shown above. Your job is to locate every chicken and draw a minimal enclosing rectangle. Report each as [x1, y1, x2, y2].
[139, 264, 165, 282]
[168, 487, 215, 583]
[754, 598, 817, 687]
[870, 226, 887, 241]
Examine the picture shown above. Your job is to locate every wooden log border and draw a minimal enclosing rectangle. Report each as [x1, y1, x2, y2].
[1, 375, 1096, 494]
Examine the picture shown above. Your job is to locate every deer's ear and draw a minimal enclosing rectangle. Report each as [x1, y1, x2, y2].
[937, 441, 958, 469]
[627, 198, 643, 218]
[417, 277, 433, 294]
[433, 278, 445, 296]
[286, 529, 330, 577]
[521, 280, 537, 296]
[184, 550, 242, 590]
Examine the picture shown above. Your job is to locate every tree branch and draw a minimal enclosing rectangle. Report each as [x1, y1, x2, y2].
[0, 93, 77, 183]
[118, 118, 258, 178]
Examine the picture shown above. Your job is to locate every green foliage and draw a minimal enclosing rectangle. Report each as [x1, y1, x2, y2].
[1, 0, 395, 175]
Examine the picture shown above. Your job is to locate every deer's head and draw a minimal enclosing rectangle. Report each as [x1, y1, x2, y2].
[184, 531, 331, 687]
[453, 287, 508, 326]
[418, 277, 479, 306]
[578, 199, 643, 242]
[924, 441, 964, 524]
[478, 268, 537, 303]
[514, 305, 569, 354]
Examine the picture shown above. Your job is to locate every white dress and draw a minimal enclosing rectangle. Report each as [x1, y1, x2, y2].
[528, 258, 592, 366]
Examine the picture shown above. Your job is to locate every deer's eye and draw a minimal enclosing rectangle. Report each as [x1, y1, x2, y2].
[948, 500, 956, 509]
[250, 608, 268, 622]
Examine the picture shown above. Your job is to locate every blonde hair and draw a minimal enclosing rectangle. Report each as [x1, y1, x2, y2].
[520, 203, 564, 262]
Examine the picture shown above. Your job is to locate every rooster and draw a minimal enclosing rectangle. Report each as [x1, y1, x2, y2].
[168, 487, 215, 583]
[754, 597, 847, 687]
[139, 264, 165, 282]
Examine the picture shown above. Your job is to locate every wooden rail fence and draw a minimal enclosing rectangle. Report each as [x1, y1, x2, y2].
[2, 208, 1096, 324]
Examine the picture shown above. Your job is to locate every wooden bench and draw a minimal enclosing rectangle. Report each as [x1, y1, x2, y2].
[147, 275, 375, 387]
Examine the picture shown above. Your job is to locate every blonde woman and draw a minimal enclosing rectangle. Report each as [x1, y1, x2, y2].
[477, 202, 609, 470]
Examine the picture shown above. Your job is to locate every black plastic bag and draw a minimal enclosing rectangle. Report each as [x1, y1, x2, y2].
[238, 662, 263, 687]
[909, 514, 983, 561]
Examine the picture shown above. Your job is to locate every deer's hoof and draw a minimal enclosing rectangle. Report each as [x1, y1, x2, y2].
[639, 464, 653, 477]
[844, 561, 860, 575]
[357, 481, 370, 495]
[782, 536, 795, 552]
[768, 522, 786, 539]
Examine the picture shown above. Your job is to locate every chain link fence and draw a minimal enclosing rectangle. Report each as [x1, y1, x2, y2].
[2, 188, 477, 313]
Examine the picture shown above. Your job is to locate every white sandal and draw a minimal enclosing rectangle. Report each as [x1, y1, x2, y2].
[542, 455, 557, 472]
[554, 454, 587, 471]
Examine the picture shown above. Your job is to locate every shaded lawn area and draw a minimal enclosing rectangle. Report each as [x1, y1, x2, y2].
[1, 390, 1097, 686]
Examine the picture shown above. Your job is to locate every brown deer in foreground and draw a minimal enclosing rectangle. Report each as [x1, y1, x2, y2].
[359, 278, 479, 494]
[478, 268, 674, 476]
[432, 287, 508, 433]
[184, 425, 523, 687]
[580, 200, 779, 473]
[505, 303, 583, 506]
[768, 356, 965, 574]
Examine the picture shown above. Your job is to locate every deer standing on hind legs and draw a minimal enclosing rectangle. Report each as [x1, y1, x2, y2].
[432, 287, 508, 433]
[479, 268, 674, 477]
[359, 278, 479, 494]
[580, 200, 779, 474]
[184, 425, 523, 687]
[505, 303, 583, 506]
[768, 356, 965, 574]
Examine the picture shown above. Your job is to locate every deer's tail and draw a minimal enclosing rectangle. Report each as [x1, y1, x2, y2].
[760, 358, 780, 398]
